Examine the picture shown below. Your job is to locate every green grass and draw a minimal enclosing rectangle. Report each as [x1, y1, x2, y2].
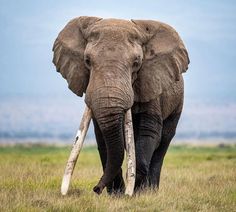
[0, 143, 235, 211]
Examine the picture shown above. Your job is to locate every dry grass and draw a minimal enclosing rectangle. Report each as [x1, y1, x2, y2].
[0, 144, 235, 211]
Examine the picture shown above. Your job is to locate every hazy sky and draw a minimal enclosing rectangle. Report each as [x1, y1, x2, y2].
[1, 0, 236, 103]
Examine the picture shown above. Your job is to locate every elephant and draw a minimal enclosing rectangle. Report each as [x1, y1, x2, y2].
[52, 16, 189, 195]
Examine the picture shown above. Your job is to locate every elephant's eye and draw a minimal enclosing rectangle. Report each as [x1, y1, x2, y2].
[132, 57, 141, 69]
[89, 31, 100, 42]
[84, 56, 91, 68]
[133, 61, 139, 68]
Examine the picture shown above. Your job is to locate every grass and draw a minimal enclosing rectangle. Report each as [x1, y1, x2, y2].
[0, 143, 235, 211]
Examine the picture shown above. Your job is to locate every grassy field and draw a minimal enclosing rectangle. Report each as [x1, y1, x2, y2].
[0, 143, 235, 211]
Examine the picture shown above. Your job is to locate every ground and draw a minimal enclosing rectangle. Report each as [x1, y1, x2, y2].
[0, 143, 235, 211]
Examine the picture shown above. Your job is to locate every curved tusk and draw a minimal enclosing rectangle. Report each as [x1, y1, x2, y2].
[61, 106, 92, 195]
[124, 109, 136, 196]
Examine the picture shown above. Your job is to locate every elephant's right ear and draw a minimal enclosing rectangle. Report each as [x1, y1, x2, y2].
[52, 16, 102, 96]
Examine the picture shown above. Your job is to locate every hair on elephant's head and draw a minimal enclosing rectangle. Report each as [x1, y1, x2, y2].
[52, 16, 189, 194]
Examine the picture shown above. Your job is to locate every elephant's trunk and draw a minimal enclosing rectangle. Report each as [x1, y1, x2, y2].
[84, 64, 134, 194]
[85, 86, 132, 194]
[93, 110, 125, 194]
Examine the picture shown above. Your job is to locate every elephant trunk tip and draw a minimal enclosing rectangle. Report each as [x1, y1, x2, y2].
[93, 182, 106, 195]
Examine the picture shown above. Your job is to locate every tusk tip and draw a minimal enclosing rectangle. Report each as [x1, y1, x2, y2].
[125, 191, 133, 196]
[61, 175, 70, 195]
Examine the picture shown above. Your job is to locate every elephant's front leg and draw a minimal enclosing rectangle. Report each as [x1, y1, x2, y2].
[93, 119, 125, 194]
[148, 112, 181, 189]
[132, 113, 162, 191]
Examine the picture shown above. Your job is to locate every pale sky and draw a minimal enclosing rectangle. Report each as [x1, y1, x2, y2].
[1, 0, 236, 103]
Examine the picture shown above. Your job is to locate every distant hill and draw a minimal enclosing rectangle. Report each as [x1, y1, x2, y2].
[0, 96, 236, 142]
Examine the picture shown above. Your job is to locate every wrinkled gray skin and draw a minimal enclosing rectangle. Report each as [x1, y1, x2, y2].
[53, 17, 189, 195]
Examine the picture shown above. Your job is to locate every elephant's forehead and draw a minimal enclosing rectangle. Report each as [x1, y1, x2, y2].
[99, 18, 131, 25]
[92, 18, 136, 32]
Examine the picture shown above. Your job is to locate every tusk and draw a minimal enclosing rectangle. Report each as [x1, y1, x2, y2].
[61, 106, 92, 195]
[124, 109, 136, 196]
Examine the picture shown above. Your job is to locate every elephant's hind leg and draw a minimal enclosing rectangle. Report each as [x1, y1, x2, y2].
[93, 119, 125, 194]
[148, 112, 181, 189]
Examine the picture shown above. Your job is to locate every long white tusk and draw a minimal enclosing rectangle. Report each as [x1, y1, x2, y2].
[61, 106, 92, 195]
[124, 109, 136, 196]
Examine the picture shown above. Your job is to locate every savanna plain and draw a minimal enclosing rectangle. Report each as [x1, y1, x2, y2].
[0, 143, 235, 211]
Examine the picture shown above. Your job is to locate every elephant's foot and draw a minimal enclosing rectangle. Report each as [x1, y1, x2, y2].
[134, 183, 150, 194]
[107, 171, 125, 195]
[134, 175, 160, 194]
[147, 174, 161, 191]
[94, 170, 125, 195]
[134, 173, 149, 193]
[107, 182, 125, 196]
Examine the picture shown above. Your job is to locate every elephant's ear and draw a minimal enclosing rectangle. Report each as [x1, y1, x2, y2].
[132, 20, 190, 102]
[52, 16, 102, 96]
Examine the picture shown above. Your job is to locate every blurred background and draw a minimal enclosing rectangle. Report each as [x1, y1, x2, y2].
[0, 0, 235, 145]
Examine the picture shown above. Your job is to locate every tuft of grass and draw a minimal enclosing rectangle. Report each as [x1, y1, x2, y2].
[0, 144, 235, 211]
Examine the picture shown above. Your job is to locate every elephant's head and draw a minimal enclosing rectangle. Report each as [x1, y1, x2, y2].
[53, 16, 189, 194]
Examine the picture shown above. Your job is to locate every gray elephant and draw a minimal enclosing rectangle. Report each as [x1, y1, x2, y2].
[52, 16, 189, 195]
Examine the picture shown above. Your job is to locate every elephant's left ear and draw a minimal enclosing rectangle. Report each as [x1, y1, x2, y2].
[131, 20, 190, 102]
